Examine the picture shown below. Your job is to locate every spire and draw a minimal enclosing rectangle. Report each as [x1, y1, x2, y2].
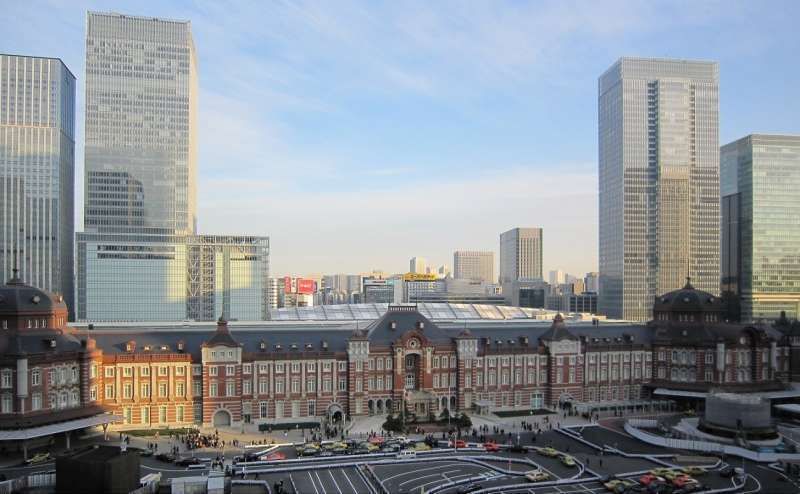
[683, 276, 694, 290]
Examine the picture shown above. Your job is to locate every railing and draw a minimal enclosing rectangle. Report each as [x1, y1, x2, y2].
[0, 470, 56, 494]
[625, 421, 800, 462]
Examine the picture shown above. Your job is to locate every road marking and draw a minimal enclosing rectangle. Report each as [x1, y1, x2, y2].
[382, 461, 462, 482]
[307, 471, 320, 494]
[342, 468, 359, 494]
[328, 469, 343, 494]
[400, 468, 462, 488]
[314, 470, 326, 494]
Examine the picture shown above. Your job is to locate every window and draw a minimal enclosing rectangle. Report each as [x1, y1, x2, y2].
[259, 381, 268, 395]
[557, 356, 563, 366]
[209, 366, 218, 376]
[376, 359, 383, 371]
[658, 367, 665, 379]
[260, 401, 268, 419]
[275, 380, 284, 394]
[706, 370, 714, 381]
[226, 381, 235, 396]
[209, 382, 218, 397]
[192, 365, 202, 376]
[123, 383, 133, 399]
[569, 368, 575, 383]
[31, 369, 40, 386]
[501, 372, 509, 385]
[356, 378, 363, 392]
[291, 379, 300, 394]
[123, 367, 133, 377]
[90, 386, 97, 401]
[226, 365, 235, 376]
[307, 379, 316, 393]
[291, 362, 300, 373]
[141, 367, 150, 377]
[434, 374, 440, 388]
[308, 400, 316, 417]
[276, 363, 285, 373]
[176, 382, 186, 397]
[556, 370, 562, 384]
[705, 353, 713, 364]
[142, 407, 150, 424]
[159, 383, 168, 397]
[105, 367, 114, 378]
[176, 366, 186, 376]
[1, 394, 12, 413]
[90, 365, 97, 379]
[368, 359, 374, 371]
[338, 378, 347, 392]
[338, 361, 347, 372]
[355, 361, 363, 372]
[243, 364, 251, 374]
[105, 384, 114, 399]
[243, 380, 251, 395]
[434, 356, 440, 369]
[386, 357, 392, 370]
[323, 378, 332, 392]
[159, 406, 167, 423]
[488, 372, 496, 386]
[259, 364, 268, 374]
[158, 366, 168, 377]
[32, 392, 42, 411]
[465, 374, 471, 387]
[141, 383, 151, 398]
[193, 382, 201, 397]
[176, 405, 185, 422]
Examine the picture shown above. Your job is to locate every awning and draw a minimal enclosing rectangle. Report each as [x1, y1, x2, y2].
[652, 388, 707, 398]
[0, 413, 122, 441]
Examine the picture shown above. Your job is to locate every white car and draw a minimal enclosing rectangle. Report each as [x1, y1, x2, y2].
[396, 450, 417, 460]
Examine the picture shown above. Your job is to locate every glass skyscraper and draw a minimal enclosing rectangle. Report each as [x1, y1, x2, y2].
[598, 58, 720, 321]
[0, 54, 75, 316]
[721, 134, 800, 322]
[499, 228, 543, 284]
[84, 11, 197, 235]
[76, 13, 269, 322]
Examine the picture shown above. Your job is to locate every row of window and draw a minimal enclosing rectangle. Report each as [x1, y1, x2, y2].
[102, 381, 187, 400]
[121, 405, 186, 425]
[98, 365, 188, 379]
[0, 367, 78, 389]
[0, 389, 79, 414]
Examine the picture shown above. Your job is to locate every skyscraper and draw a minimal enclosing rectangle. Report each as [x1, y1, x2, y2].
[76, 13, 269, 322]
[598, 57, 720, 321]
[0, 54, 75, 317]
[409, 257, 427, 274]
[84, 12, 197, 235]
[453, 251, 494, 283]
[721, 134, 800, 322]
[499, 228, 543, 284]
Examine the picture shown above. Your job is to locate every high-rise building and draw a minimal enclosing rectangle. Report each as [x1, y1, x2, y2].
[363, 278, 396, 304]
[267, 277, 279, 309]
[453, 251, 494, 283]
[584, 272, 600, 293]
[76, 13, 269, 321]
[598, 57, 720, 321]
[721, 134, 800, 321]
[548, 269, 567, 287]
[84, 12, 197, 235]
[0, 54, 76, 317]
[499, 228, 543, 284]
[409, 257, 427, 274]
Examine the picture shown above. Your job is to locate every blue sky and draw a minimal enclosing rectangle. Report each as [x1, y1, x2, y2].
[3, 0, 799, 278]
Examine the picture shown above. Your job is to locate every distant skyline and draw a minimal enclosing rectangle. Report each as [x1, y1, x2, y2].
[2, 1, 799, 276]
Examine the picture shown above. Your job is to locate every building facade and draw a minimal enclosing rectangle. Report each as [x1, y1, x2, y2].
[5, 275, 800, 434]
[453, 251, 494, 283]
[409, 257, 427, 275]
[76, 234, 269, 322]
[721, 134, 800, 322]
[499, 228, 543, 284]
[599, 57, 720, 321]
[0, 54, 76, 318]
[84, 12, 197, 236]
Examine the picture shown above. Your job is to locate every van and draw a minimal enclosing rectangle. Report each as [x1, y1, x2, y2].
[396, 450, 417, 460]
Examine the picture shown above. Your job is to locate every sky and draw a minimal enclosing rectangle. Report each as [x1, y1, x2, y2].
[2, 1, 799, 279]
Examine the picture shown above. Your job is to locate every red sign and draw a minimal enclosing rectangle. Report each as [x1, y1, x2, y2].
[283, 277, 293, 294]
[296, 278, 315, 295]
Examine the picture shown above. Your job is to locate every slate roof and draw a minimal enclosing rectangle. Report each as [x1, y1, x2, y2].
[539, 314, 579, 341]
[364, 306, 451, 346]
[0, 272, 67, 315]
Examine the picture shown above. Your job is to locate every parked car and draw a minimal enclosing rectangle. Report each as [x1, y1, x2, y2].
[639, 474, 665, 486]
[396, 450, 417, 460]
[483, 442, 500, 452]
[680, 467, 705, 476]
[138, 449, 154, 458]
[604, 479, 635, 493]
[559, 455, 576, 467]
[508, 444, 528, 453]
[301, 447, 319, 457]
[155, 453, 176, 463]
[413, 442, 431, 452]
[175, 457, 202, 467]
[525, 469, 550, 482]
[262, 452, 286, 461]
[25, 452, 51, 465]
[449, 439, 467, 448]
[537, 447, 559, 457]
[672, 475, 698, 488]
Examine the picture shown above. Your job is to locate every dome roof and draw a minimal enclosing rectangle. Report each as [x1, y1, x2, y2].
[653, 278, 723, 314]
[0, 270, 67, 315]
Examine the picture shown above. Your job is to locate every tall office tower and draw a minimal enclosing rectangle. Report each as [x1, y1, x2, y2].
[584, 272, 600, 293]
[453, 251, 494, 283]
[409, 257, 427, 274]
[84, 12, 197, 235]
[0, 54, 76, 317]
[722, 135, 800, 322]
[499, 228, 543, 284]
[598, 57, 720, 321]
[77, 13, 270, 322]
[548, 269, 567, 287]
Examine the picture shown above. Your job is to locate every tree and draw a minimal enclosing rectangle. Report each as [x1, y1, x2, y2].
[382, 414, 404, 433]
[439, 408, 451, 424]
[456, 413, 472, 432]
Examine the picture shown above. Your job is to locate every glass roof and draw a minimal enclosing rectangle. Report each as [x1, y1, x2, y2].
[268, 303, 559, 321]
